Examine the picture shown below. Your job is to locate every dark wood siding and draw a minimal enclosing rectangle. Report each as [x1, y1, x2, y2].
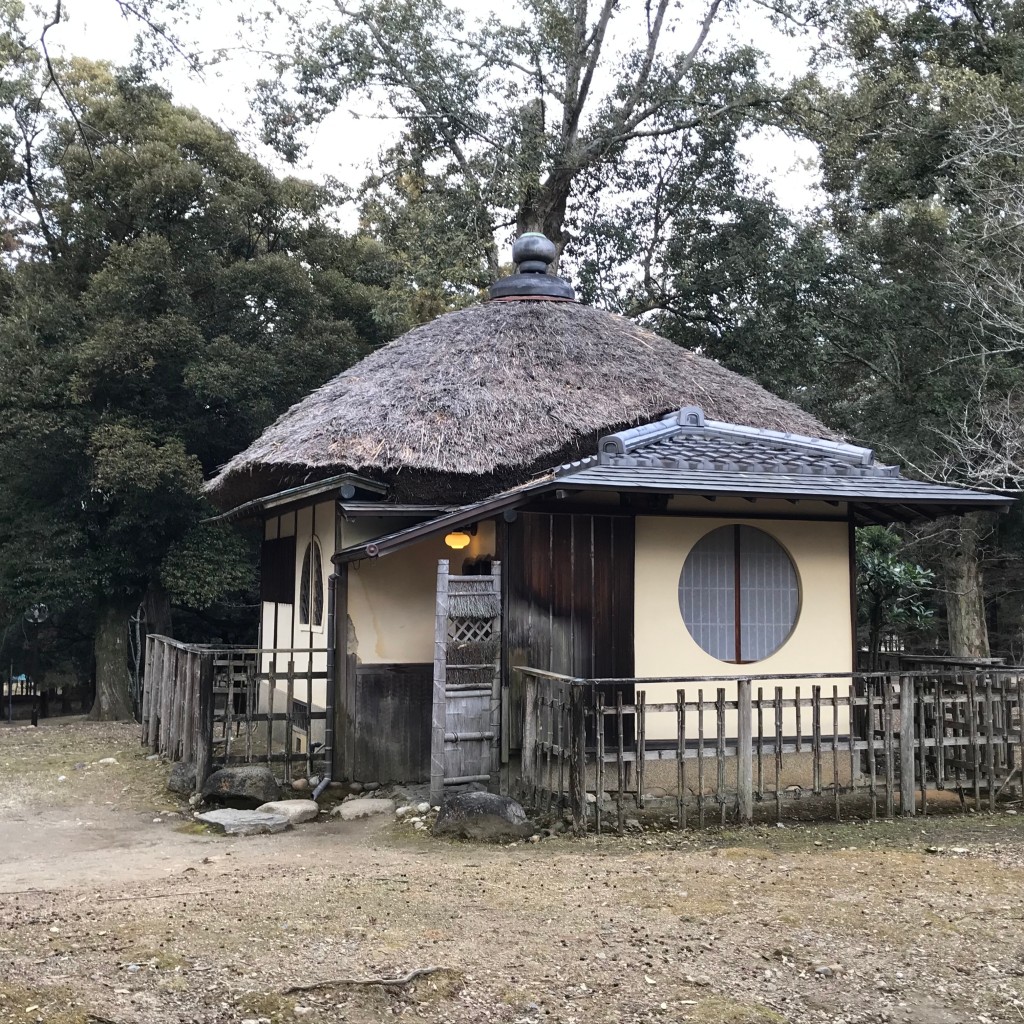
[351, 663, 433, 782]
[505, 512, 635, 747]
[260, 536, 296, 604]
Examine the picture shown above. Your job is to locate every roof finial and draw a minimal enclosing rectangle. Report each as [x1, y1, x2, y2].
[488, 232, 576, 301]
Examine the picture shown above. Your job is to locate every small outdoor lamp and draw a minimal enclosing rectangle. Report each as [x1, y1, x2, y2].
[444, 530, 472, 551]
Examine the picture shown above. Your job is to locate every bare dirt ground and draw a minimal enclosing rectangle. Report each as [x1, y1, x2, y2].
[3, 721, 1024, 1024]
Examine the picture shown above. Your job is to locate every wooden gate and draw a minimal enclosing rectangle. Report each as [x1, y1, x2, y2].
[429, 560, 502, 805]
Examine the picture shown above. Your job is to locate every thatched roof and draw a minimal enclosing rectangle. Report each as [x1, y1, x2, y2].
[206, 299, 834, 508]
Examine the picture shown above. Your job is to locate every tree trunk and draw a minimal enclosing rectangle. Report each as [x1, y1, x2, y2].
[143, 580, 173, 639]
[89, 600, 136, 721]
[944, 514, 991, 659]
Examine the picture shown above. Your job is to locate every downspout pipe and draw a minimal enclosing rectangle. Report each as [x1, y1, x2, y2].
[312, 570, 337, 801]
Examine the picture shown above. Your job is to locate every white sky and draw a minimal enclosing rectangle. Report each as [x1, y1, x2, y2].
[48, 0, 821, 218]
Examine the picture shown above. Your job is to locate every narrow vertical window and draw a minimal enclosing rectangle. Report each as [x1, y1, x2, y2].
[299, 537, 324, 627]
[678, 526, 799, 663]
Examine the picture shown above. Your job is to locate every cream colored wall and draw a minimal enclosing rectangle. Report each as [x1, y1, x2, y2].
[634, 516, 853, 741]
[259, 502, 335, 714]
[349, 521, 496, 665]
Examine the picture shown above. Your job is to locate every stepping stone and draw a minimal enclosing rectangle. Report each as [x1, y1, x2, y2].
[256, 800, 320, 824]
[331, 798, 396, 821]
[195, 809, 291, 836]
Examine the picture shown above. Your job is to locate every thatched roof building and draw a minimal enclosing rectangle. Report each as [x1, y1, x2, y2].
[206, 244, 830, 508]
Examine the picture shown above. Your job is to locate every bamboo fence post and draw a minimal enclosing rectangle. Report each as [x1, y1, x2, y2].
[899, 674, 916, 816]
[794, 685, 802, 755]
[429, 561, 450, 807]
[847, 681, 856, 799]
[737, 679, 753, 825]
[225, 663, 236, 766]
[266, 665, 276, 764]
[305, 653, 313, 778]
[935, 675, 946, 789]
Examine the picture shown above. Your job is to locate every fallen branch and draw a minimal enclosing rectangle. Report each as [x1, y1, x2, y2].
[282, 966, 444, 994]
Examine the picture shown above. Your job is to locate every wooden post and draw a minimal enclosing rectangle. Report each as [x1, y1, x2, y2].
[141, 636, 155, 748]
[736, 679, 752, 825]
[430, 560, 450, 807]
[284, 661, 294, 783]
[489, 562, 503, 794]
[194, 653, 215, 794]
[569, 685, 586, 835]
[522, 671, 537, 802]
[181, 651, 195, 764]
[636, 690, 646, 809]
[899, 674, 916, 816]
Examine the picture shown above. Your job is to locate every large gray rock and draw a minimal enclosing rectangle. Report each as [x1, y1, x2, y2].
[195, 808, 291, 836]
[433, 792, 532, 842]
[201, 765, 281, 808]
[167, 761, 196, 796]
[331, 798, 396, 821]
[256, 799, 320, 824]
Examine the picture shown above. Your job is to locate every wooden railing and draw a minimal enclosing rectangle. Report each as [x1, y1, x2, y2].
[142, 635, 329, 795]
[515, 668, 1024, 834]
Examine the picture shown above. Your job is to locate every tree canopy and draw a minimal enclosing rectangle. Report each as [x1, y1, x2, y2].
[0, 53, 412, 716]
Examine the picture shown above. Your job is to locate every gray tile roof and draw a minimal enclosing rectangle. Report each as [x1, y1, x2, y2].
[554, 406, 1010, 522]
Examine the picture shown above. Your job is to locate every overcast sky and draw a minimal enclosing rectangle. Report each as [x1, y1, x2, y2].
[47, 0, 821, 217]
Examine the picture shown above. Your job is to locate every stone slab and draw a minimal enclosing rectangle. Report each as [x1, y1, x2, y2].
[195, 809, 292, 836]
[331, 798, 396, 821]
[256, 800, 320, 824]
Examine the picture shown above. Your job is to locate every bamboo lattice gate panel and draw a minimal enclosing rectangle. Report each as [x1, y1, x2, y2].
[513, 668, 1024, 834]
[430, 561, 503, 805]
[142, 636, 330, 794]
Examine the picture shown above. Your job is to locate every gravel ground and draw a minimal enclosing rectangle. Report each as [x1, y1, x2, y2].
[2, 720, 1024, 1024]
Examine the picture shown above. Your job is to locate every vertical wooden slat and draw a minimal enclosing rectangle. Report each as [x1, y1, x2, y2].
[570, 685, 586, 834]
[224, 663, 236, 766]
[676, 689, 685, 831]
[794, 685, 802, 755]
[756, 686, 764, 803]
[595, 691, 605, 836]
[430, 560, 450, 806]
[266, 665, 276, 764]
[968, 672, 981, 813]
[899, 674, 916, 816]
[832, 685, 840, 821]
[918, 678, 928, 816]
[847, 682, 857, 799]
[180, 652, 195, 764]
[811, 685, 822, 796]
[737, 679, 753, 826]
[636, 690, 646, 810]
[884, 675, 895, 818]
[194, 653, 215, 794]
[986, 678, 996, 813]
[489, 562, 503, 793]
[774, 686, 783, 824]
[522, 672, 537, 801]
[934, 675, 945, 789]
[284, 661, 294, 783]
[245, 660, 255, 765]
[141, 636, 155, 748]
[615, 690, 625, 836]
[697, 689, 706, 829]
[716, 688, 726, 827]
[867, 682, 877, 820]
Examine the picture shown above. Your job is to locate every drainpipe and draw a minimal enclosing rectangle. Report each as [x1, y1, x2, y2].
[311, 570, 337, 801]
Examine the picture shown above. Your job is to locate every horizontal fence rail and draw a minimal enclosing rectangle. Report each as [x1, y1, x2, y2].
[513, 667, 1024, 834]
[142, 636, 329, 794]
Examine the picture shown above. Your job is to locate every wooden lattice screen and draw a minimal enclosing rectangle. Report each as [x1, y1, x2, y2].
[430, 559, 503, 805]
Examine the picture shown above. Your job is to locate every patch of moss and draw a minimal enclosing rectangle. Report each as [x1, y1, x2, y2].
[690, 996, 787, 1023]
[0, 981, 97, 1024]
[235, 990, 298, 1021]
